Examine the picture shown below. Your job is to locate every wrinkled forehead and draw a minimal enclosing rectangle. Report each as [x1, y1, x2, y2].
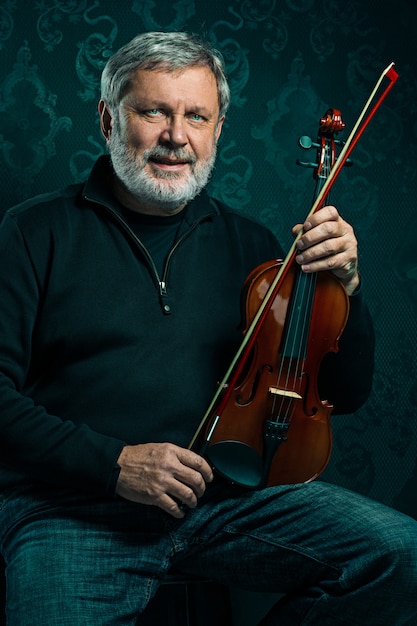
[123, 66, 221, 115]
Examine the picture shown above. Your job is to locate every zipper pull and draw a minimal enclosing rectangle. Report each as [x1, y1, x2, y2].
[159, 281, 171, 315]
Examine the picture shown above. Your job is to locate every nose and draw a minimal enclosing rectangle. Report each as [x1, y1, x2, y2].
[160, 114, 187, 147]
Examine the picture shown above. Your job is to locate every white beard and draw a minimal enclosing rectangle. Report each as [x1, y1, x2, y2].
[108, 126, 217, 211]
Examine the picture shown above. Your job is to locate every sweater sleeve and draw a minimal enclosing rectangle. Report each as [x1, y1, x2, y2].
[0, 212, 125, 494]
[317, 281, 375, 414]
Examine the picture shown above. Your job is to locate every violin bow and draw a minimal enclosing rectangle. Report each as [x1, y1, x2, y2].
[190, 61, 399, 451]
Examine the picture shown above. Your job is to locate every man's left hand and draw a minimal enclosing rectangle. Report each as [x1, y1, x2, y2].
[292, 205, 359, 296]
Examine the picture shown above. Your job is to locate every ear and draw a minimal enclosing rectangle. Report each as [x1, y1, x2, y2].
[215, 115, 225, 143]
[98, 100, 113, 141]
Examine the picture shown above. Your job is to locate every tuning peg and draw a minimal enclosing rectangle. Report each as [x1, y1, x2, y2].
[296, 159, 317, 168]
[298, 136, 320, 150]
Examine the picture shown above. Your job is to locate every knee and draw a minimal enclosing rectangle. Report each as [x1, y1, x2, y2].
[373, 512, 417, 596]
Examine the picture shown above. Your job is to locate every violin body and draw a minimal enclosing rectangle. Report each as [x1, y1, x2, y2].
[200, 260, 349, 488]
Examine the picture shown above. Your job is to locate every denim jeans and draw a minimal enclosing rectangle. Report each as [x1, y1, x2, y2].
[1, 480, 416, 625]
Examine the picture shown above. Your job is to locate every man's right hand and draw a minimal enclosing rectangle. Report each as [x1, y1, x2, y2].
[115, 442, 214, 518]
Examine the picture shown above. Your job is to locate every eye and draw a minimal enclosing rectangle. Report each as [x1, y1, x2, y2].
[147, 108, 162, 116]
[189, 113, 205, 122]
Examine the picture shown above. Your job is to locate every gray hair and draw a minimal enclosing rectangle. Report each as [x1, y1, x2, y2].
[100, 31, 230, 119]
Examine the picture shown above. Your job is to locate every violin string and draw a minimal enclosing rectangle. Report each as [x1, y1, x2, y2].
[270, 267, 309, 425]
[270, 134, 331, 428]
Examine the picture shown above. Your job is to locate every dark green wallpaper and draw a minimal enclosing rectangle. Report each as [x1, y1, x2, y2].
[1, 0, 417, 519]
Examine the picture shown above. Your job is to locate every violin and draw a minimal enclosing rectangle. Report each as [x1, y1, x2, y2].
[190, 63, 399, 489]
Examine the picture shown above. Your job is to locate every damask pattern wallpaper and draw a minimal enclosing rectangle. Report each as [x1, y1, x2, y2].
[1, 0, 417, 523]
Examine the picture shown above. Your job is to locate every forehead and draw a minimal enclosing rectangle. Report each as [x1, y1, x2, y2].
[124, 66, 220, 113]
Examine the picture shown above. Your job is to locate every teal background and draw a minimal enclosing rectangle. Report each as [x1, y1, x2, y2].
[1, 1, 417, 621]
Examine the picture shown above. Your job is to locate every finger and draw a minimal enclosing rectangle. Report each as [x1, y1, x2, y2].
[173, 465, 209, 500]
[297, 249, 356, 275]
[298, 220, 343, 251]
[305, 205, 339, 228]
[177, 449, 214, 484]
[297, 234, 338, 265]
[157, 493, 187, 519]
[292, 223, 303, 238]
[170, 481, 200, 509]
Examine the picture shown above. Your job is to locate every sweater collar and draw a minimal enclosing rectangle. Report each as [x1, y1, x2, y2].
[82, 154, 221, 226]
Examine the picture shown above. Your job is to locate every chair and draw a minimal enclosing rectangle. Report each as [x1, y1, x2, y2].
[141, 571, 232, 625]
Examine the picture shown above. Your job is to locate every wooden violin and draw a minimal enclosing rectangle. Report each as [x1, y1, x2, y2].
[189, 63, 398, 489]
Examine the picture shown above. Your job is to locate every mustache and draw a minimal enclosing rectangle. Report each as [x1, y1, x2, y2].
[141, 146, 197, 166]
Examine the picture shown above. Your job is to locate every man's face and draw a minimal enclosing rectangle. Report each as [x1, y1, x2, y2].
[100, 65, 224, 215]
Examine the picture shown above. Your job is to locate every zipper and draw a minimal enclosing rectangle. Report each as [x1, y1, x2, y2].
[85, 197, 210, 314]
